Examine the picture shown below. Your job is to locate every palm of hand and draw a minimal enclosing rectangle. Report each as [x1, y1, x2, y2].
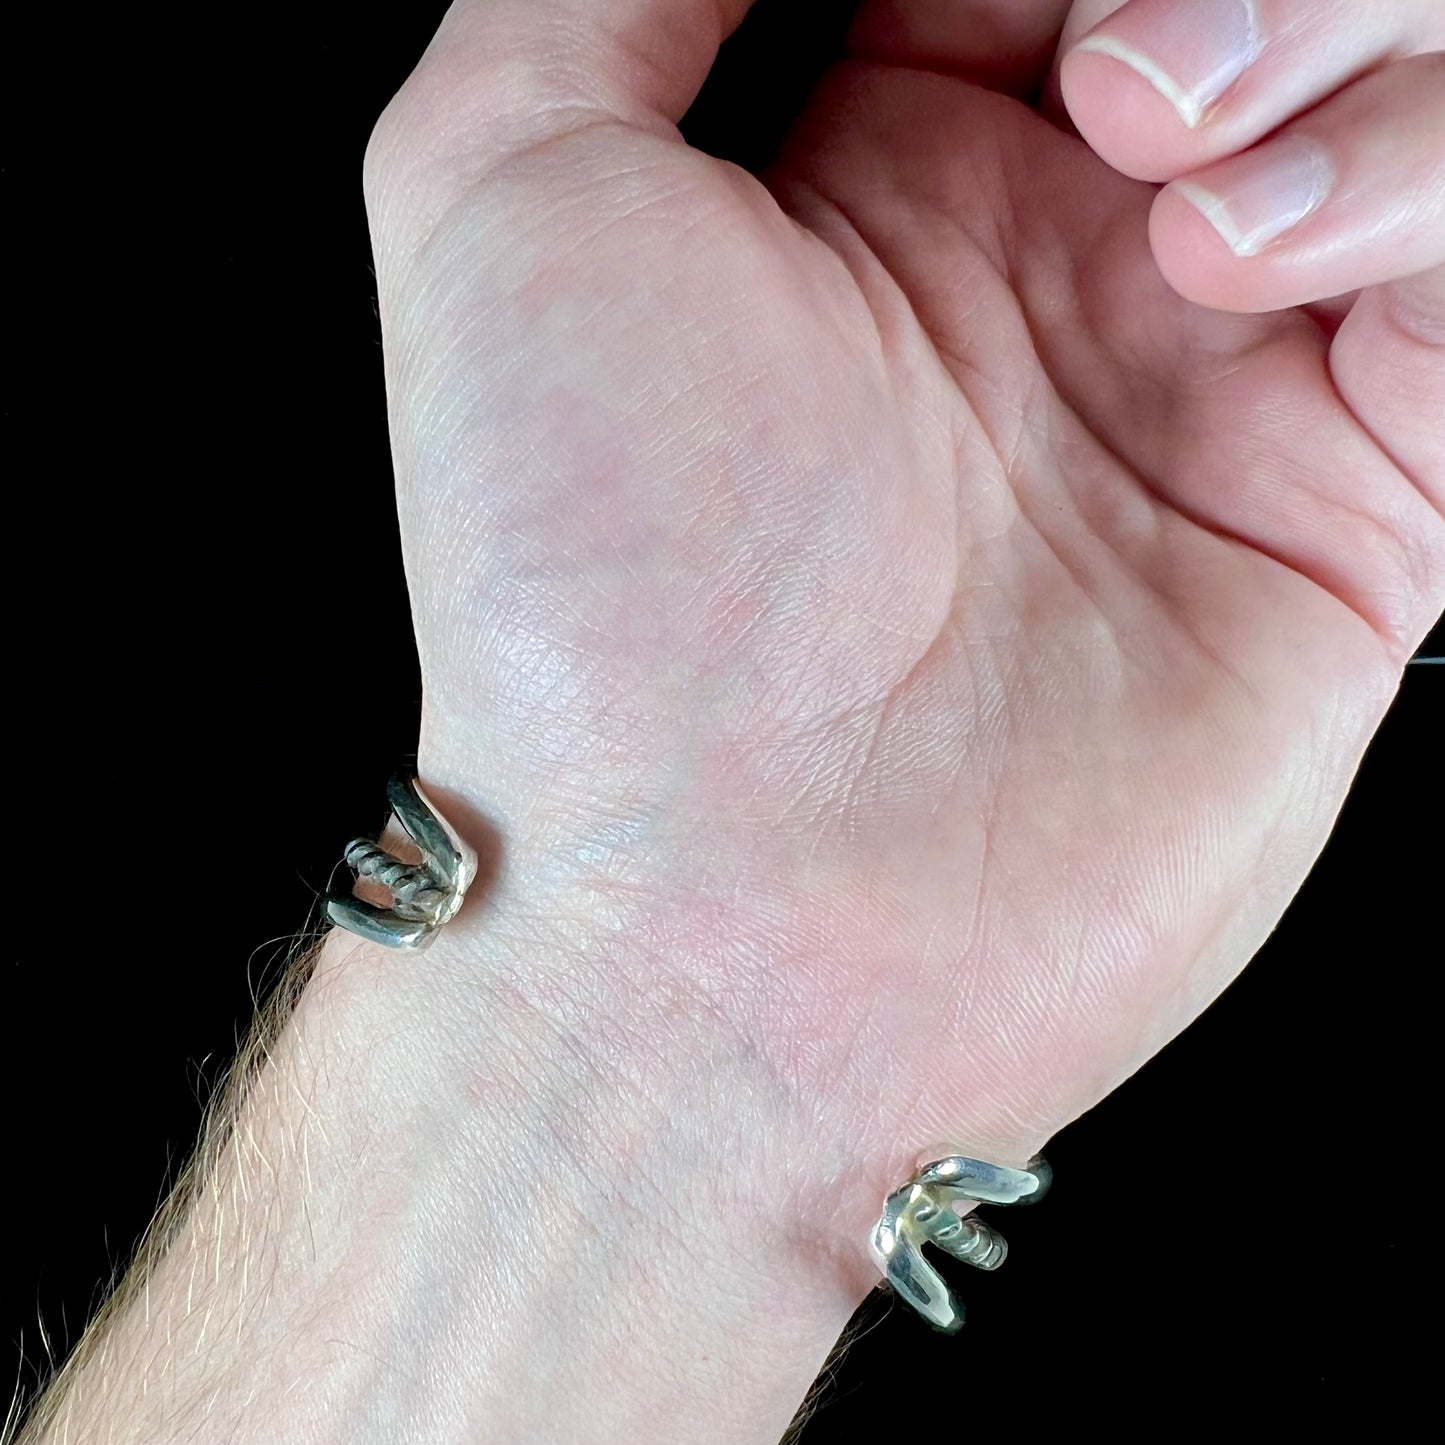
[367, 50, 1435, 1206]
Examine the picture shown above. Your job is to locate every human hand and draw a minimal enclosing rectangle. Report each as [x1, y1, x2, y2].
[363, 0, 1441, 1218]
[32, 8, 1442, 1443]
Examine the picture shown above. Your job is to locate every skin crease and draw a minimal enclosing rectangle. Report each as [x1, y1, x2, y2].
[25, 2, 1442, 1442]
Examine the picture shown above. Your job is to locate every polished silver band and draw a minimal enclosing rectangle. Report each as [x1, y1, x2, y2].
[871, 1153, 1051, 1332]
[324, 775, 477, 951]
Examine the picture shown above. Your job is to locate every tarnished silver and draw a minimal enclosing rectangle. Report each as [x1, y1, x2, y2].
[871, 1153, 1051, 1332]
[324, 775, 477, 951]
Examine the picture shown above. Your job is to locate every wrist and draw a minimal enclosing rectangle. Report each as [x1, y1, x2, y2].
[45, 913, 867, 1444]
[255, 920, 867, 1443]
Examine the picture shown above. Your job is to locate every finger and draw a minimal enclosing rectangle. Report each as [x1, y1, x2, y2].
[1039, 1, 1126, 120]
[847, 0, 1073, 97]
[1147, 55, 1445, 312]
[1331, 264, 1445, 526]
[1060, 0, 1445, 183]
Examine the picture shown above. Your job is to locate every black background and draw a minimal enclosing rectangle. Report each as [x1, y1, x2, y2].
[8, 0, 1441, 1433]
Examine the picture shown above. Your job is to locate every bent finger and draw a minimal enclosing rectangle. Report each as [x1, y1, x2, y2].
[1148, 54, 1445, 312]
[1061, 0, 1445, 183]
[1331, 264, 1445, 529]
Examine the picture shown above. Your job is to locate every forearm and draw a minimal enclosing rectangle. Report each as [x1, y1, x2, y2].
[24, 912, 872, 1444]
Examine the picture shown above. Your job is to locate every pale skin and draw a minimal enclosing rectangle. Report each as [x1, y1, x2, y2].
[25, 1, 1443, 1441]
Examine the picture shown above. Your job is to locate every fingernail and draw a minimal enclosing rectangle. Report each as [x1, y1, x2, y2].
[1174, 138, 1334, 257]
[1073, 0, 1262, 128]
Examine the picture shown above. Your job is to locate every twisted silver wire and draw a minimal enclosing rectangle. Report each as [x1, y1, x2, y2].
[871, 1154, 1051, 1332]
[342, 840, 451, 922]
[324, 775, 478, 951]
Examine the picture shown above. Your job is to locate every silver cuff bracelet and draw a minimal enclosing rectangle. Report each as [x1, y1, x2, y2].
[324, 774, 477, 951]
[871, 1153, 1052, 1332]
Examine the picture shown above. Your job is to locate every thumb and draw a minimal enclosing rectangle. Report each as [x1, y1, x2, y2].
[400, 0, 752, 130]
[364, 1, 755, 256]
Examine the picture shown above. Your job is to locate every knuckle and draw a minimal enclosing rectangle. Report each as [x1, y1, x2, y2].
[361, 9, 589, 211]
